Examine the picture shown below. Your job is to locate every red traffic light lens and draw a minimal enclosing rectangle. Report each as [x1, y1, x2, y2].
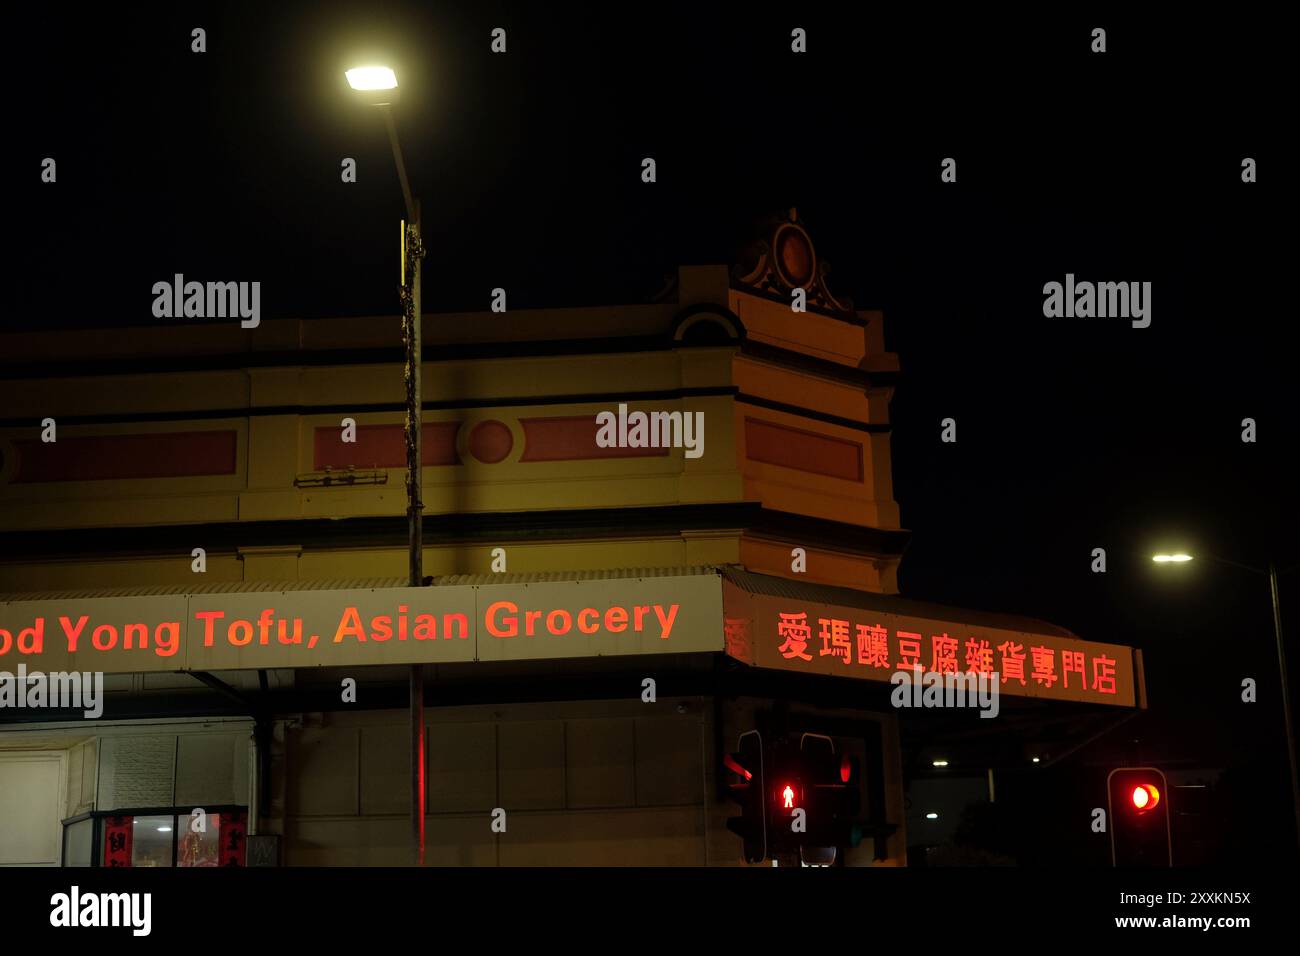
[1131, 783, 1160, 811]
[782, 784, 795, 809]
[723, 753, 752, 782]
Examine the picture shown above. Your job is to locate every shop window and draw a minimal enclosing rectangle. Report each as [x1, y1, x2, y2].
[128, 815, 176, 867]
[85, 807, 248, 867]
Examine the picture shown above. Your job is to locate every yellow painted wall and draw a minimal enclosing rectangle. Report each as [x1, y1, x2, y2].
[0, 280, 903, 594]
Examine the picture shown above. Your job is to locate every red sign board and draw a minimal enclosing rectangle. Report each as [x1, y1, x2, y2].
[722, 581, 1138, 707]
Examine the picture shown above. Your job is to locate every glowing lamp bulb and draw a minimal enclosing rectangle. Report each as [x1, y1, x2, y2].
[782, 785, 794, 809]
[1131, 783, 1160, 811]
[345, 66, 398, 91]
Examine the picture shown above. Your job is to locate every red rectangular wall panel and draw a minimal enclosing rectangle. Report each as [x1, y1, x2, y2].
[13, 430, 238, 483]
[744, 417, 863, 481]
[520, 415, 670, 461]
[313, 422, 460, 470]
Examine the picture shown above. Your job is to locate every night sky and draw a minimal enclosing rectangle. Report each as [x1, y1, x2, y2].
[10, 4, 1296, 858]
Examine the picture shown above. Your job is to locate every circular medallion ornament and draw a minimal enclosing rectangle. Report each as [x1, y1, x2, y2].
[468, 420, 513, 463]
[773, 223, 815, 288]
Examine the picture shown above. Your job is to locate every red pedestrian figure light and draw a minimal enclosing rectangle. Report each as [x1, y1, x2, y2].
[783, 784, 794, 809]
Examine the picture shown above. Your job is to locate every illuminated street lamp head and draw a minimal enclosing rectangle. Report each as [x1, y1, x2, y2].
[345, 65, 399, 107]
[346, 66, 397, 90]
[1152, 553, 1194, 564]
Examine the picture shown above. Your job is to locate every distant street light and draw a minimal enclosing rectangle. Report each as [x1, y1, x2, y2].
[1153, 548, 1300, 853]
[346, 62, 426, 866]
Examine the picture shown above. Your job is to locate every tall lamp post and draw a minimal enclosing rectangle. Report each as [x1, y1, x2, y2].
[346, 65, 426, 865]
[1153, 551, 1300, 853]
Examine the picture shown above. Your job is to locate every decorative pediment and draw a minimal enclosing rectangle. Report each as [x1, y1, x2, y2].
[731, 208, 854, 316]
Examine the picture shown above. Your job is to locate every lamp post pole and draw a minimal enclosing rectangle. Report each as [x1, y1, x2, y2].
[344, 66, 427, 866]
[1266, 562, 1300, 853]
[1170, 551, 1300, 854]
[404, 204, 424, 868]
[382, 101, 426, 867]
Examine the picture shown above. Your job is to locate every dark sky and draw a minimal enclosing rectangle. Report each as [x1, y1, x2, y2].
[11, 4, 1297, 849]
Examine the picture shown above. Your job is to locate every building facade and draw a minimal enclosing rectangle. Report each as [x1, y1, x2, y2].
[0, 214, 1142, 866]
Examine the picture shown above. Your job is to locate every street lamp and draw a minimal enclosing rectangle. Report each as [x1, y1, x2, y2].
[345, 66, 398, 93]
[1153, 549, 1300, 853]
[347, 62, 426, 866]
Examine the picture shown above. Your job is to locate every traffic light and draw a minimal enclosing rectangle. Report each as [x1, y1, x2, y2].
[725, 731, 871, 863]
[799, 734, 873, 863]
[724, 730, 766, 863]
[1108, 767, 1172, 866]
[837, 752, 865, 846]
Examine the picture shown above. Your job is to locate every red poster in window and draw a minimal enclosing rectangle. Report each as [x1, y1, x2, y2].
[104, 816, 133, 867]
[220, 811, 247, 866]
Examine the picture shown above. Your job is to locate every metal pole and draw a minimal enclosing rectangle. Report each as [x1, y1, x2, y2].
[402, 202, 426, 866]
[384, 101, 425, 865]
[409, 202, 423, 589]
[383, 106, 416, 222]
[1268, 563, 1300, 854]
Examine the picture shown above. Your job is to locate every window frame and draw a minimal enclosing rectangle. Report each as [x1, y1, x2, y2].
[74, 804, 249, 867]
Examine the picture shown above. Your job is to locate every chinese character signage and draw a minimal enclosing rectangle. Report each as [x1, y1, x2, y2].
[103, 816, 132, 867]
[220, 811, 247, 866]
[723, 581, 1138, 707]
